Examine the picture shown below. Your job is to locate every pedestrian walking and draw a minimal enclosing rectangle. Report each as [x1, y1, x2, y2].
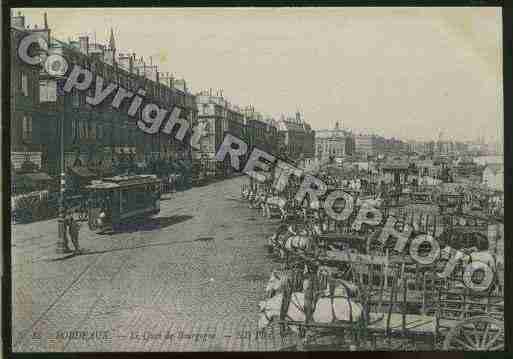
[63, 210, 73, 253]
[68, 212, 82, 254]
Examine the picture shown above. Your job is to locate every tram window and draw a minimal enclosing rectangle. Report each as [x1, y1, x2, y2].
[121, 190, 129, 212]
[135, 190, 147, 209]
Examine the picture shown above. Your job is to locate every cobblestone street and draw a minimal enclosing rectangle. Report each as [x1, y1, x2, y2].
[12, 176, 301, 352]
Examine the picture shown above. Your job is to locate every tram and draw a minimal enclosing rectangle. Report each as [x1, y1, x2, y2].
[85, 174, 161, 232]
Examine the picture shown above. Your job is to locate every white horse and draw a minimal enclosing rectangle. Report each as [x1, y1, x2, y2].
[264, 267, 359, 299]
[284, 222, 323, 254]
[267, 223, 296, 247]
[269, 224, 320, 257]
[265, 196, 287, 218]
[267, 218, 323, 256]
[253, 191, 267, 212]
[257, 291, 364, 331]
[248, 190, 257, 207]
[264, 269, 305, 298]
[241, 186, 251, 199]
[284, 235, 316, 252]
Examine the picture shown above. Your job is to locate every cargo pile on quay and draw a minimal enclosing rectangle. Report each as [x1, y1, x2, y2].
[240, 157, 504, 351]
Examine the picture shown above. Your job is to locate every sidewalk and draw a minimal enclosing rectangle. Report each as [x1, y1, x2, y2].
[11, 189, 200, 349]
[13, 218, 156, 268]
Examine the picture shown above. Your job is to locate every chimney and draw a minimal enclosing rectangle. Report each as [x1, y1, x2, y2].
[118, 53, 133, 72]
[44, 12, 48, 29]
[78, 35, 89, 55]
[12, 11, 25, 29]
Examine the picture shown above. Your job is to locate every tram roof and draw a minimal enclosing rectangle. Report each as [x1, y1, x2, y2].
[86, 174, 160, 190]
[103, 174, 159, 182]
[85, 182, 120, 190]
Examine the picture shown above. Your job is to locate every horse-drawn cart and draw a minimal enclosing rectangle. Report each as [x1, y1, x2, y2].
[259, 247, 504, 351]
[255, 163, 503, 351]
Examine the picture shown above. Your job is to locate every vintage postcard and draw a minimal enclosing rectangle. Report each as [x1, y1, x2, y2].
[7, 6, 504, 352]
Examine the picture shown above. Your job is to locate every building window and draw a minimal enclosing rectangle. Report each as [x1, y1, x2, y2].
[22, 116, 32, 141]
[72, 89, 79, 107]
[79, 120, 87, 139]
[89, 122, 96, 139]
[71, 119, 78, 141]
[103, 125, 110, 142]
[39, 79, 57, 103]
[97, 124, 102, 140]
[21, 72, 28, 96]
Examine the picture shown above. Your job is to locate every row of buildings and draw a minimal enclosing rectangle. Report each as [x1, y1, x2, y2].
[405, 139, 501, 156]
[313, 125, 503, 191]
[195, 94, 315, 163]
[10, 12, 315, 193]
[11, 11, 502, 195]
[314, 124, 500, 167]
[314, 122, 409, 166]
[11, 12, 197, 179]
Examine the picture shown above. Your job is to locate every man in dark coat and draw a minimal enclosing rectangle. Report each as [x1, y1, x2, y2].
[62, 210, 73, 253]
[68, 212, 82, 254]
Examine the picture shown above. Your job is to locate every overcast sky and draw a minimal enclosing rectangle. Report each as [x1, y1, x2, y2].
[18, 7, 503, 142]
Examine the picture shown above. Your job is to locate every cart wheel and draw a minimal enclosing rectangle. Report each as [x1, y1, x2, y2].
[443, 316, 504, 351]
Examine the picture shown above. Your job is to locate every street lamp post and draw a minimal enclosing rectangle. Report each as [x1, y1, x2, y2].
[56, 109, 68, 254]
